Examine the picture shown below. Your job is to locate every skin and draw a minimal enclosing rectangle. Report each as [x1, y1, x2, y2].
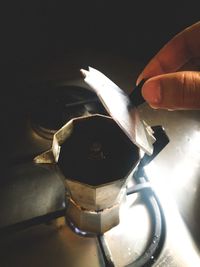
[137, 21, 200, 110]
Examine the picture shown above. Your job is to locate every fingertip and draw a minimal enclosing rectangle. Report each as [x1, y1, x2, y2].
[142, 72, 200, 110]
[142, 79, 162, 107]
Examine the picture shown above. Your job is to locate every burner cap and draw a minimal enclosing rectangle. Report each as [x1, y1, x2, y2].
[29, 85, 107, 139]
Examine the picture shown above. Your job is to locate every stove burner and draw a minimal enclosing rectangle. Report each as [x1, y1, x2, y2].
[30, 85, 107, 139]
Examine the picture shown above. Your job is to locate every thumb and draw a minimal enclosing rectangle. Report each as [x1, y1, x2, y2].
[142, 71, 200, 110]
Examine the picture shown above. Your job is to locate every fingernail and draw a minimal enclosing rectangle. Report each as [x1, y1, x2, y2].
[136, 77, 141, 86]
[142, 80, 162, 105]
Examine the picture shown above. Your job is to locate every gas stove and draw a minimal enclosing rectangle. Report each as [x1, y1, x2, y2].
[0, 58, 200, 267]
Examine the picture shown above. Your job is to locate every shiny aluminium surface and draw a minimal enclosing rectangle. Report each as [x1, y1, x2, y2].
[81, 67, 154, 155]
[0, 54, 200, 266]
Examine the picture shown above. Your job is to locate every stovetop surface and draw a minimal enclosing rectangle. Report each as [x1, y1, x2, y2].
[0, 55, 200, 266]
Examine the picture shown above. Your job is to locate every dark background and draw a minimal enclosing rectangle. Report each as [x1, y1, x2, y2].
[1, 1, 200, 86]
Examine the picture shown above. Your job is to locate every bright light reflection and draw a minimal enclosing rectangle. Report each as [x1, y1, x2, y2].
[105, 196, 152, 267]
[144, 162, 170, 199]
[145, 129, 200, 201]
[143, 129, 200, 266]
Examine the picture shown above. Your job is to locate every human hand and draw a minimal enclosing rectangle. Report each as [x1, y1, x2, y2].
[137, 21, 200, 110]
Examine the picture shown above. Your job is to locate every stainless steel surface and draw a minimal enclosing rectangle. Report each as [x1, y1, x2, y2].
[103, 194, 153, 266]
[81, 67, 155, 155]
[0, 55, 200, 266]
[139, 106, 200, 251]
[0, 220, 105, 267]
[0, 163, 65, 229]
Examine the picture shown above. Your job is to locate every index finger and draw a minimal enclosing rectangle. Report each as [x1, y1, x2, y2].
[137, 21, 200, 84]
